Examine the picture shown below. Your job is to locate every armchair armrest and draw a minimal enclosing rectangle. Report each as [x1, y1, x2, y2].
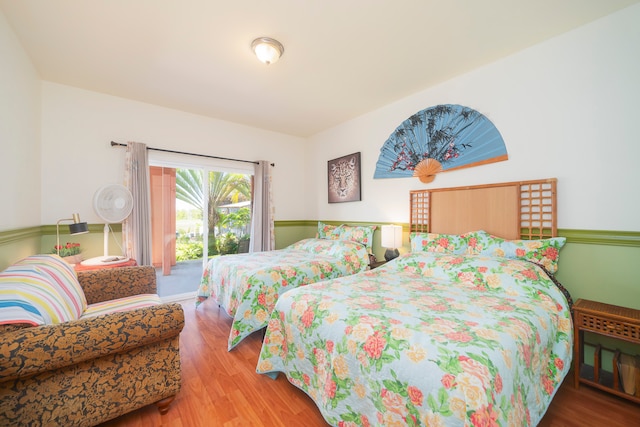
[0, 302, 184, 382]
[77, 266, 157, 304]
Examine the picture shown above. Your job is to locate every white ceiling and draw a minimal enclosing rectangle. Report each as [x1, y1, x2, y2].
[2, 0, 638, 137]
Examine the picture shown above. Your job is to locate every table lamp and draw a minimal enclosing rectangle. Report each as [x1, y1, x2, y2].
[56, 213, 89, 255]
[381, 224, 402, 261]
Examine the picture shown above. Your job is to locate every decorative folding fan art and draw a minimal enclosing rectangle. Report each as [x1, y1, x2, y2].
[373, 104, 508, 182]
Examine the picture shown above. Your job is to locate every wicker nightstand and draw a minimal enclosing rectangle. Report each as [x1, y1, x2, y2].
[573, 298, 640, 403]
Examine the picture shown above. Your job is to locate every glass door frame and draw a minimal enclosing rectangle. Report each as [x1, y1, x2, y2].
[148, 151, 255, 272]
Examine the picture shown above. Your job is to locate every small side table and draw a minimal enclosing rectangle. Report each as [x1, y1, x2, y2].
[573, 298, 640, 403]
[75, 258, 137, 272]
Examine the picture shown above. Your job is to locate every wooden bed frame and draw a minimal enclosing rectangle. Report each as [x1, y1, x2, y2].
[410, 178, 558, 239]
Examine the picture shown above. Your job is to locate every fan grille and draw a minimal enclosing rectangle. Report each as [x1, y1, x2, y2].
[93, 185, 133, 223]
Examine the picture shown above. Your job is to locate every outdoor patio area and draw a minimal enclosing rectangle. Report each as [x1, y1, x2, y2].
[156, 259, 204, 301]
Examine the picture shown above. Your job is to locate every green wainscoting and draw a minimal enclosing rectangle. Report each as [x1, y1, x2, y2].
[274, 221, 317, 250]
[0, 224, 123, 270]
[556, 240, 640, 310]
[0, 227, 42, 268]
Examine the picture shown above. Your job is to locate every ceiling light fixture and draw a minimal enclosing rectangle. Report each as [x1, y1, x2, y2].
[251, 37, 284, 65]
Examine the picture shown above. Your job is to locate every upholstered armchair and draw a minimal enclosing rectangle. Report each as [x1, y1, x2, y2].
[0, 257, 185, 427]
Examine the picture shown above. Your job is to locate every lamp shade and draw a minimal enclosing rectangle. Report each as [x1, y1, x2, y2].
[69, 212, 89, 235]
[69, 222, 89, 235]
[381, 225, 402, 249]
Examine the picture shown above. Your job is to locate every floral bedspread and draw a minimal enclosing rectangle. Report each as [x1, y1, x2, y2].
[196, 238, 368, 350]
[256, 252, 573, 426]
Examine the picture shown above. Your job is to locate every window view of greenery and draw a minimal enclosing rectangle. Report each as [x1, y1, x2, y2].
[175, 169, 251, 261]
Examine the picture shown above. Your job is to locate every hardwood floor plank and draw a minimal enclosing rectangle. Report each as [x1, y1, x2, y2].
[100, 300, 640, 426]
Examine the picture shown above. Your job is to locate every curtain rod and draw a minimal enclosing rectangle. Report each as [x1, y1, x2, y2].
[110, 141, 275, 167]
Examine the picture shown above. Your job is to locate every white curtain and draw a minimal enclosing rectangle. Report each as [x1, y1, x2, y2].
[123, 142, 152, 265]
[249, 161, 274, 252]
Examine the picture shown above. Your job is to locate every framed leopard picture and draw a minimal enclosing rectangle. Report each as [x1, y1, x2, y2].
[328, 152, 361, 203]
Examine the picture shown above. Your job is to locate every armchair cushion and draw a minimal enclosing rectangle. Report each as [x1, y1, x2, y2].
[77, 265, 157, 304]
[82, 293, 161, 318]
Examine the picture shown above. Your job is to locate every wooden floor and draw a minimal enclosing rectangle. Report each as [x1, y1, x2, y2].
[101, 300, 640, 427]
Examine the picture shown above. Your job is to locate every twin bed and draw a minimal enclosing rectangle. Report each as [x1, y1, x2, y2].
[198, 178, 573, 426]
[196, 224, 375, 349]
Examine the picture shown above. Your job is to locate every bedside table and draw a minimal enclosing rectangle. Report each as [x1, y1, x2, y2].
[573, 298, 640, 403]
[369, 260, 387, 269]
[74, 258, 137, 272]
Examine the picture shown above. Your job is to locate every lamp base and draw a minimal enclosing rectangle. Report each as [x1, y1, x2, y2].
[384, 248, 399, 262]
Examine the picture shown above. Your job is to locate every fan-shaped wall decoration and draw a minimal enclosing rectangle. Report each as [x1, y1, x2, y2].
[373, 104, 508, 181]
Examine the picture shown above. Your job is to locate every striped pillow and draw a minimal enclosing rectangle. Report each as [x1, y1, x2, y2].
[81, 294, 161, 319]
[0, 282, 46, 326]
[14, 254, 87, 318]
[0, 266, 73, 325]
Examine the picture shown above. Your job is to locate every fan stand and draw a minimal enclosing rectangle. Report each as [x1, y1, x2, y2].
[80, 224, 130, 266]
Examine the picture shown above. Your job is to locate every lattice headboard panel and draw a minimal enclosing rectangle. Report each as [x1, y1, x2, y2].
[410, 178, 557, 239]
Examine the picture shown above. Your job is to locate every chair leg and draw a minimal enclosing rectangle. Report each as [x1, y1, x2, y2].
[156, 396, 175, 415]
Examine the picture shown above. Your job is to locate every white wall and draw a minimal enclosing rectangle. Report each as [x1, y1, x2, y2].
[3, 4, 640, 233]
[0, 11, 41, 230]
[308, 5, 640, 232]
[40, 83, 307, 225]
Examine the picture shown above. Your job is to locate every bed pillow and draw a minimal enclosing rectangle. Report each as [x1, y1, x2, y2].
[316, 221, 338, 239]
[410, 232, 469, 254]
[289, 238, 337, 252]
[463, 230, 493, 255]
[465, 231, 566, 274]
[332, 224, 376, 253]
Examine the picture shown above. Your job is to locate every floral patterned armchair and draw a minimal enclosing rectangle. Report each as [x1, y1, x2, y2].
[0, 256, 184, 426]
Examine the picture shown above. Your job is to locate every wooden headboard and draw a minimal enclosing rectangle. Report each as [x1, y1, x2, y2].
[410, 178, 557, 240]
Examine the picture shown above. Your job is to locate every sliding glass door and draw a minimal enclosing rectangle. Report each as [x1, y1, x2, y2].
[148, 151, 253, 298]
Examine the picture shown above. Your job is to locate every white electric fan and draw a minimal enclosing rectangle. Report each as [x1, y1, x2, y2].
[81, 184, 134, 266]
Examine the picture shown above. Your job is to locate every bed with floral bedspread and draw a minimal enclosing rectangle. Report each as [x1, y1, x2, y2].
[196, 238, 369, 350]
[256, 249, 573, 426]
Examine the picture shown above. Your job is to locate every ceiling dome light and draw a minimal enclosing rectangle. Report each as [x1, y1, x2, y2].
[251, 37, 284, 65]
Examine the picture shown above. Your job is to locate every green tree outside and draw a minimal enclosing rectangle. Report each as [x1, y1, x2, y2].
[175, 169, 251, 256]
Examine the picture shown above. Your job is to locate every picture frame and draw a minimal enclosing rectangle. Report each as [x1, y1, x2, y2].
[327, 152, 361, 203]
